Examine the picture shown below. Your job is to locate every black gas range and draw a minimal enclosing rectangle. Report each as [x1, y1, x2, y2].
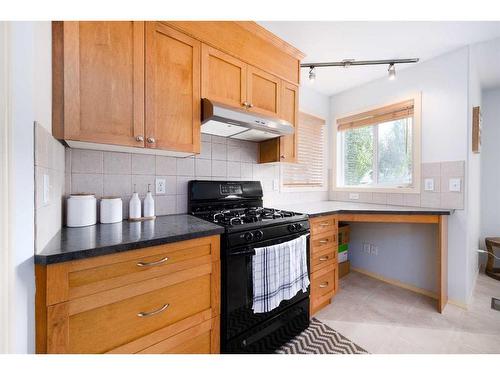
[189, 180, 310, 354]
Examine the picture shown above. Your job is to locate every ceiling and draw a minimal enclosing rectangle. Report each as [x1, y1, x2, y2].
[472, 38, 500, 90]
[258, 21, 500, 96]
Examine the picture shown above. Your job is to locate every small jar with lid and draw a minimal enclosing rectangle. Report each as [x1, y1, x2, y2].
[66, 194, 97, 227]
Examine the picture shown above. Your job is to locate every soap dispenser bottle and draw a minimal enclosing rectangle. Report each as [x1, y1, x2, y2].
[144, 184, 155, 218]
[129, 184, 141, 219]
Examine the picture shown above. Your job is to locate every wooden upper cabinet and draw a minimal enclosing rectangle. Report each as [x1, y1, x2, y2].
[145, 22, 201, 153]
[279, 82, 299, 163]
[59, 21, 145, 147]
[246, 66, 281, 118]
[201, 44, 247, 109]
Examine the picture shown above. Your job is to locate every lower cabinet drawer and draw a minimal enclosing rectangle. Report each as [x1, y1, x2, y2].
[311, 247, 337, 273]
[310, 263, 338, 315]
[66, 273, 212, 353]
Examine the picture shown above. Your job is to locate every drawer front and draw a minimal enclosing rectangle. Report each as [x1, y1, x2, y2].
[310, 216, 336, 236]
[312, 269, 335, 297]
[44, 235, 219, 305]
[310, 234, 337, 254]
[68, 274, 211, 353]
[311, 247, 337, 273]
[138, 317, 219, 354]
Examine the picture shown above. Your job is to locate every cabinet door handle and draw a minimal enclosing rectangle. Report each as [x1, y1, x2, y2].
[242, 101, 249, 108]
[135, 135, 144, 142]
[280, 155, 285, 159]
[319, 282, 329, 288]
[319, 223, 330, 227]
[319, 256, 329, 261]
[137, 303, 170, 318]
[147, 137, 156, 144]
[136, 256, 169, 267]
[319, 240, 328, 244]
[248, 103, 254, 108]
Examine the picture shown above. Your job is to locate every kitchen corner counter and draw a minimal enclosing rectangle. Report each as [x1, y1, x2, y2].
[35, 214, 224, 265]
[274, 200, 452, 218]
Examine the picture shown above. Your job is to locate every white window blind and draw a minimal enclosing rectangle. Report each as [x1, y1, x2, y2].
[283, 112, 326, 187]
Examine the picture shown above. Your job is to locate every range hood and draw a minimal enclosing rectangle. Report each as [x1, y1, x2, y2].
[201, 98, 294, 141]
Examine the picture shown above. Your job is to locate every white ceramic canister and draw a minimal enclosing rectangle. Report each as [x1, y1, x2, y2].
[66, 194, 97, 227]
[100, 197, 123, 224]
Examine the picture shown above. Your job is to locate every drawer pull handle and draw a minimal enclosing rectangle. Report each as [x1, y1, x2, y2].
[319, 223, 330, 227]
[136, 256, 169, 267]
[319, 282, 329, 288]
[319, 240, 329, 244]
[137, 303, 170, 318]
[319, 257, 329, 261]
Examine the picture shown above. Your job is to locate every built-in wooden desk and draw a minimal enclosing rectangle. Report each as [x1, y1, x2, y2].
[275, 201, 451, 314]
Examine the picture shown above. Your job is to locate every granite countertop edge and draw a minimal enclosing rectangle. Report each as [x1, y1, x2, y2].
[306, 209, 452, 218]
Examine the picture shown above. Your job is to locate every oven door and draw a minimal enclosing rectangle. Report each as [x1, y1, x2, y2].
[222, 231, 310, 342]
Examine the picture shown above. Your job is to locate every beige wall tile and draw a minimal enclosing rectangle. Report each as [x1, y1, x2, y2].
[104, 152, 131, 175]
[156, 156, 177, 175]
[195, 158, 212, 177]
[71, 149, 103, 173]
[421, 192, 441, 208]
[441, 161, 465, 176]
[176, 176, 191, 196]
[34, 122, 49, 168]
[404, 193, 421, 207]
[176, 157, 195, 176]
[71, 173, 103, 197]
[131, 154, 155, 175]
[212, 160, 227, 177]
[441, 192, 464, 209]
[211, 135, 226, 144]
[387, 193, 404, 206]
[422, 162, 441, 177]
[131, 175, 155, 196]
[357, 192, 373, 203]
[241, 163, 253, 179]
[227, 145, 241, 162]
[201, 133, 211, 142]
[227, 161, 241, 178]
[156, 195, 176, 215]
[176, 195, 188, 214]
[372, 192, 387, 205]
[103, 174, 131, 197]
[196, 141, 212, 160]
[212, 143, 227, 160]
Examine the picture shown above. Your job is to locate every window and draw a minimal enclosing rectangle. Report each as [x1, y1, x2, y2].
[283, 112, 326, 188]
[336, 97, 420, 191]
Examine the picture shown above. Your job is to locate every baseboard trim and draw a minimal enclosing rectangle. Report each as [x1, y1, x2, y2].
[351, 267, 468, 310]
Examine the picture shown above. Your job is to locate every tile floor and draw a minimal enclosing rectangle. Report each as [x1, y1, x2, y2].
[315, 271, 500, 353]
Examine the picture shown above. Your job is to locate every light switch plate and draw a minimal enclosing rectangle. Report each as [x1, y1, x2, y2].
[424, 178, 434, 191]
[155, 178, 166, 194]
[349, 193, 359, 200]
[43, 174, 50, 205]
[449, 178, 461, 192]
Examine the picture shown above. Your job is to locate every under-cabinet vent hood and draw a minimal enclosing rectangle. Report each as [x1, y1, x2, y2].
[201, 98, 294, 141]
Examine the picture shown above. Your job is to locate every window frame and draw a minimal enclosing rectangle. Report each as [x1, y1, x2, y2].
[281, 111, 328, 192]
[333, 93, 422, 194]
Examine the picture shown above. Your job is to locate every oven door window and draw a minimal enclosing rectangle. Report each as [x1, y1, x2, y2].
[224, 233, 310, 341]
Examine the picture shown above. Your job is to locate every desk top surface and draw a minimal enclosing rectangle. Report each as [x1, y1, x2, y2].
[274, 200, 452, 218]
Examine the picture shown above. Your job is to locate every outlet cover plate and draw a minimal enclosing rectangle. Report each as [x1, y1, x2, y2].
[449, 178, 461, 192]
[155, 178, 166, 195]
[424, 178, 434, 191]
[349, 193, 360, 200]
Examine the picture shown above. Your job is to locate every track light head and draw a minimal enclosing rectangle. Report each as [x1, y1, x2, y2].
[388, 63, 396, 80]
[308, 66, 316, 83]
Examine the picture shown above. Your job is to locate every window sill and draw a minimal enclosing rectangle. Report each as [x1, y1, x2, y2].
[333, 185, 420, 194]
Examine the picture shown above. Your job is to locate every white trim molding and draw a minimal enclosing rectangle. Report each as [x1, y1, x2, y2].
[332, 92, 422, 194]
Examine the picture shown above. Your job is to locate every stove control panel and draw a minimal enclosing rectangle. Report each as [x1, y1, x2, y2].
[228, 220, 310, 248]
[220, 184, 243, 195]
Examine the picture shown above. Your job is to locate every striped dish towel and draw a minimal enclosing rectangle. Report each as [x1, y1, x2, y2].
[252, 234, 310, 313]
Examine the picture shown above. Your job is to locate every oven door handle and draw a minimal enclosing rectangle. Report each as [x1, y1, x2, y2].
[230, 249, 256, 256]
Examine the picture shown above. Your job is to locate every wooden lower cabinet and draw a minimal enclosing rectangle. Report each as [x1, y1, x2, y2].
[36, 236, 220, 354]
[309, 215, 339, 316]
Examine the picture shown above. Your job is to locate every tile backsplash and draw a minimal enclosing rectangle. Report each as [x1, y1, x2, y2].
[65, 134, 321, 218]
[332, 161, 465, 209]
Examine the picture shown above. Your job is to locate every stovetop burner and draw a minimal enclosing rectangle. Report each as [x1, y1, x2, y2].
[200, 207, 299, 227]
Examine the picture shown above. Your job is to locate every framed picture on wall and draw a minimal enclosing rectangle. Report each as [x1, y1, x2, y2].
[472, 106, 481, 153]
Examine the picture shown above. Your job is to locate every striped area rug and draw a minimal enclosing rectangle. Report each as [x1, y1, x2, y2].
[275, 318, 368, 354]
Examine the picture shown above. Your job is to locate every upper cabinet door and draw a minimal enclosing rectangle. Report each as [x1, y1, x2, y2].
[246, 66, 281, 118]
[201, 44, 247, 109]
[145, 22, 201, 153]
[279, 82, 299, 163]
[63, 22, 145, 147]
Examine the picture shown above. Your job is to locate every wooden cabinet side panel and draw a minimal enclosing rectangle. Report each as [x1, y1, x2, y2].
[46, 303, 70, 354]
[51, 21, 64, 140]
[279, 82, 298, 163]
[35, 265, 48, 353]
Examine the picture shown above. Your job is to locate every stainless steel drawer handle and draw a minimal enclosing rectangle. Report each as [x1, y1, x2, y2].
[319, 282, 329, 288]
[319, 223, 330, 227]
[319, 257, 329, 261]
[137, 303, 170, 318]
[136, 256, 169, 267]
[319, 240, 329, 244]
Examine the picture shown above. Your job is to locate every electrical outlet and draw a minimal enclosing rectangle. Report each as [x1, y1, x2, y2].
[349, 193, 359, 200]
[155, 178, 166, 195]
[43, 174, 50, 205]
[370, 245, 378, 255]
[363, 242, 370, 253]
[424, 178, 434, 191]
[449, 178, 461, 192]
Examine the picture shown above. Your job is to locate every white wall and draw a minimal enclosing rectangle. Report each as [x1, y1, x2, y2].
[480, 88, 500, 261]
[329, 47, 471, 304]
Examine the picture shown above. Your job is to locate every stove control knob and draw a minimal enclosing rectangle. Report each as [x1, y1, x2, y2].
[254, 230, 264, 240]
[295, 223, 303, 230]
[288, 224, 296, 232]
[244, 232, 254, 242]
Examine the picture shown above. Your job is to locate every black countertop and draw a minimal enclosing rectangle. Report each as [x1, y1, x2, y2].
[35, 214, 225, 265]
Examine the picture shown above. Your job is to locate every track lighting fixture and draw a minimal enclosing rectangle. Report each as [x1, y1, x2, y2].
[300, 58, 418, 83]
[388, 63, 396, 80]
[308, 66, 316, 82]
